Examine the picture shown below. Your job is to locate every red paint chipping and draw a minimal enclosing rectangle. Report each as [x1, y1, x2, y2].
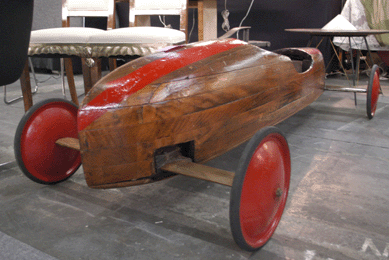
[78, 39, 245, 131]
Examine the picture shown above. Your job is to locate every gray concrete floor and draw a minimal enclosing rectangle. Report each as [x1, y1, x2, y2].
[0, 70, 389, 260]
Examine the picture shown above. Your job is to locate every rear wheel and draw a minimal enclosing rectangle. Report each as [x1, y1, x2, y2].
[14, 98, 81, 184]
[366, 64, 380, 119]
[230, 126, 291, 251]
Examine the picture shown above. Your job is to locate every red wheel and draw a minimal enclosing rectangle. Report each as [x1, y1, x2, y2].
[14, 98, 81, 184]
[366, 64, 380, 119]
[230, 126, 290, 251]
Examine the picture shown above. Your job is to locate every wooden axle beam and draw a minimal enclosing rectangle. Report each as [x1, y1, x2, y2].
[54, 138, 235, 187]
[160, 160, 235, 187]
[55, 137, 81, 151]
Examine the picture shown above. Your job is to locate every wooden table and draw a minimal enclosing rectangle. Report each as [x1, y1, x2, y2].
[285, 28, 389, 36]
[285, 28, 389, 48]
[286, 28, 389, 105]
[285, 28, 389, 73]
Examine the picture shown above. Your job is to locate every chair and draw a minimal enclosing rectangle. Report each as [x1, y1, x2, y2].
[0, 0, 33, 169]
[1, 1, 34, 108]
[0, 1, 33, 86]
[21, 0, 116, 110]
[87, 0, 188, 62]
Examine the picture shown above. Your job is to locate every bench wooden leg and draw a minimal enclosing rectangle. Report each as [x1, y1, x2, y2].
[109, 58, 117, 72]
[64, 58, 79, 107]
[82, 58, 101, 94]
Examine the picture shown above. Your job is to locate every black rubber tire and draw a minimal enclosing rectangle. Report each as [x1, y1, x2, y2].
[366, 64, 381, 119]
[230, 126, 291, 251]
[14, 98, 81, 184]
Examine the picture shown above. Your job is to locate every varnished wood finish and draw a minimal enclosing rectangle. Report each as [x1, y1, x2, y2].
[78, 39, 325, 188]
[161, 161, 234, 186]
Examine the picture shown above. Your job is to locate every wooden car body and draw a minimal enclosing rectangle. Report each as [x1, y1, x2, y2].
[77, 38, 325, 189]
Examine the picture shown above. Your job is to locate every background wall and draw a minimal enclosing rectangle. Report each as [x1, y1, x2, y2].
[216, 0, 342, 71]
[31, 0, 81, 30]
[216, 0, 342, 50]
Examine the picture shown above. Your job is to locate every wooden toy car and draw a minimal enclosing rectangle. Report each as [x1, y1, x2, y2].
[14, 38, 325, 251]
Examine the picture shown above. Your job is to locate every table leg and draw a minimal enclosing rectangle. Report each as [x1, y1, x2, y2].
[348, 36, 357, 106]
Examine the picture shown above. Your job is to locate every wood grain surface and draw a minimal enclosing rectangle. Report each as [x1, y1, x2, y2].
[77, 40, 325, 188]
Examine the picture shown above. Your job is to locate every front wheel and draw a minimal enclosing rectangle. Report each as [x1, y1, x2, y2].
[14, 98, 81, 184]
[230, 126, 291, 251]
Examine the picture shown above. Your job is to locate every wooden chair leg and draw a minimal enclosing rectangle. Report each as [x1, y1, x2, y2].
[20, 60, 32, 112]
[64, 58, 79, 106]
[81, 58, 93, 94]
